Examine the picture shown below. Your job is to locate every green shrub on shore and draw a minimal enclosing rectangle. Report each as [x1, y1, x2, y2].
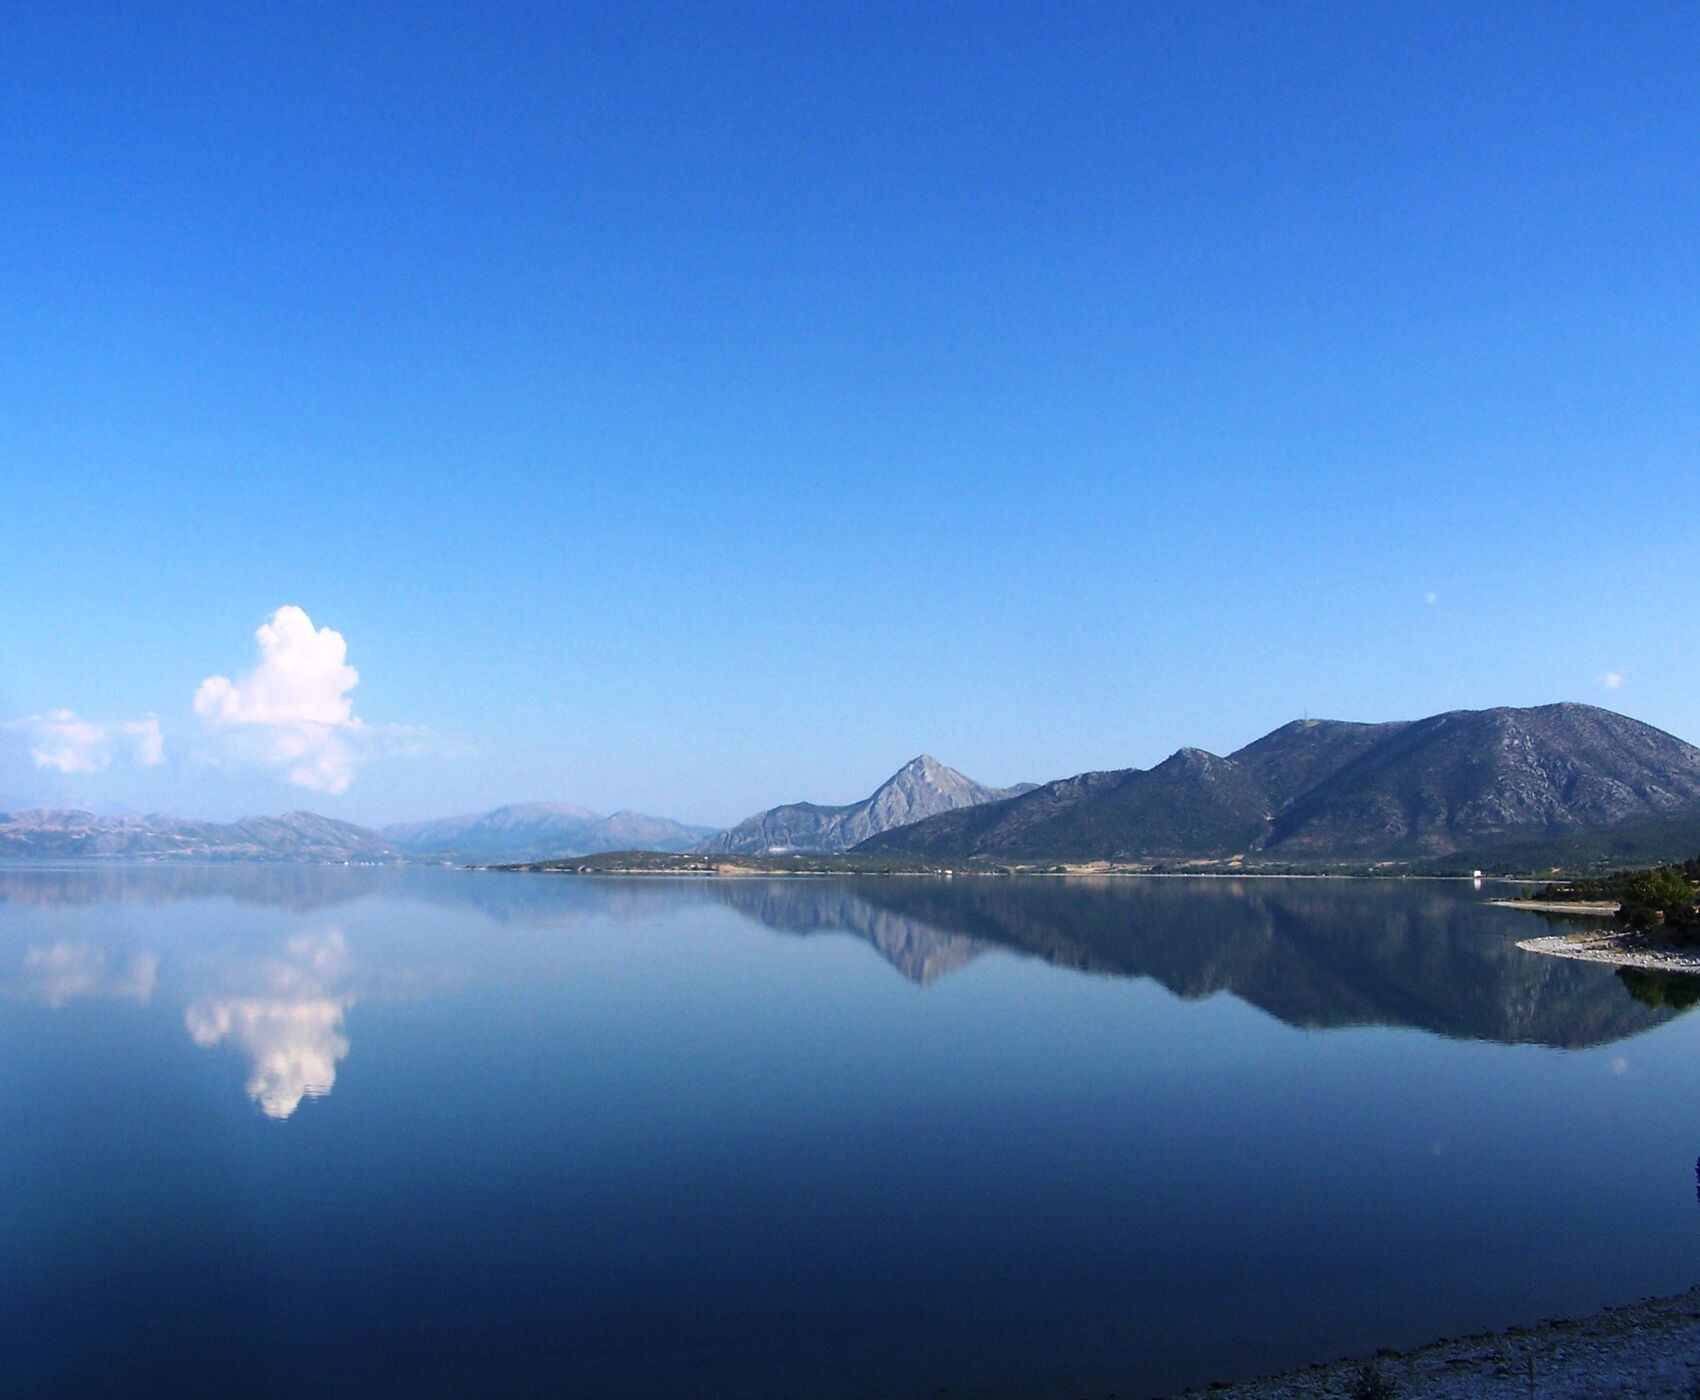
[1537, 855, 1700, 931]
[1619, 867, 1700, 931]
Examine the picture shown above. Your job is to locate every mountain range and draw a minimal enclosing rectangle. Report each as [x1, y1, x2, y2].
[380, 803, 714, 863]
[699, 754, 1034, 854]
[0, 809, 400, 863]
[861, 703, 1700, 867]
[6, 703, 1700, 869]
[0, 802, 714, 864]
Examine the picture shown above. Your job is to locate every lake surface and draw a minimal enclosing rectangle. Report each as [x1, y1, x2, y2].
[3, 868, 1697, 1398]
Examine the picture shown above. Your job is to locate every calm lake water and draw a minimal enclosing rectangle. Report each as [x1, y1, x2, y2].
[3, 868, 1697, 1398]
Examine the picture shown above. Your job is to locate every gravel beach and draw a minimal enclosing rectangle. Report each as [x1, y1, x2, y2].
[1164, 1288, 1700, 1399]
[1515, 928, 1700, 975]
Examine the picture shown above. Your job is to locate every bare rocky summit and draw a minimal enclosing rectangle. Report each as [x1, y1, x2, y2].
[699, 755, 1033, 854]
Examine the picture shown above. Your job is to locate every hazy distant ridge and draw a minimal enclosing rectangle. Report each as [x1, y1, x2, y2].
[0, 801, 715, 865]
[381, 802, 715, 863]
[0, 809, 401, 863]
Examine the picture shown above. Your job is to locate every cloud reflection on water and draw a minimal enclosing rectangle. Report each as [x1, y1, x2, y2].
[1, 867, 1689, 1125]
[184, 929, 353, 1119]
[186, 995, 349, 1118]
[20, 941, 157, 1008]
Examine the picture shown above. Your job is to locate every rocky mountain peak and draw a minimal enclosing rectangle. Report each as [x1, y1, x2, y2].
[1164, 746, 1225, 768]
[880, 755, 976, 797]
[700, 756, 1028, 855]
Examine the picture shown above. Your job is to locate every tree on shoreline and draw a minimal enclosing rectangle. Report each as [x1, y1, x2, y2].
[1620, 867, 1700, 931]
[1538, 856, 1700, 933]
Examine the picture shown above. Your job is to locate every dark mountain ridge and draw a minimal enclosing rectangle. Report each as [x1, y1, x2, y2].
[861, 703, 1700, 867]
[1230, 718, 1412, 809]
[1260, 705, 1700, 858]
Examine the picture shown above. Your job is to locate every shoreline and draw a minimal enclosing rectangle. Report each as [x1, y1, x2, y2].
[1515, 928, 1700, 975]
[1490, 896, 1700, 974]
[481, 859, 1522, 881]
[1165, 1286, 1700, 1398]
[481, 868, 1491, 881]
[1487, 897, 1619, 916]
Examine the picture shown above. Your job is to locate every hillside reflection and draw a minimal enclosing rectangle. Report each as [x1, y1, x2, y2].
[0, 863, 406, 912]
[0, 867, 1682, 1122]
[704, 876, 1674, 1047]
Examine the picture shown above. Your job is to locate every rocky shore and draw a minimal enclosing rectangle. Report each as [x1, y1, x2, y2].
[1515, 927, 1700, 975]
[1166, 1288, 1700, 1398]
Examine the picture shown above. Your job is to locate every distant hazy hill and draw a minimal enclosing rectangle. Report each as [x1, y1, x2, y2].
[0, 809, 401, 863]
[861, 704, 1700, 867]
[698, 755, 1035, 854]
[381, 802, 715, 863]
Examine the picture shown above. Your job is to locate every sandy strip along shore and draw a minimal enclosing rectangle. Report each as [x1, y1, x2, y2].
[1488, 898, 1620, 917]
[1165, 1287, 1700, 1399]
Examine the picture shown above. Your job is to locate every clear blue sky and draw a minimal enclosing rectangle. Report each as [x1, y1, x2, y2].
[3, 2, 1697, 826]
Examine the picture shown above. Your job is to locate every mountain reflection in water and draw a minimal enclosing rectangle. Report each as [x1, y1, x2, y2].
[708, 876, 1670, 1047]
[0, 866, 1676, 1122]
[4, 864, 1698, 1400]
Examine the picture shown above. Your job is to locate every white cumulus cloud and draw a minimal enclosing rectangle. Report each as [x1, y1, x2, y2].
[195, 606, 367, 794]
[1603, 672, 1623, 690]
[6, 710, 164, 773]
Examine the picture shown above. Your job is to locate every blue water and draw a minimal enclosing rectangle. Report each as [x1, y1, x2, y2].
[2, 868, 1696, 1397]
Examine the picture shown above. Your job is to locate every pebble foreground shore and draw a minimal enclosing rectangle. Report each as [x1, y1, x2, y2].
[1166, 1289, 1700, 1399]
